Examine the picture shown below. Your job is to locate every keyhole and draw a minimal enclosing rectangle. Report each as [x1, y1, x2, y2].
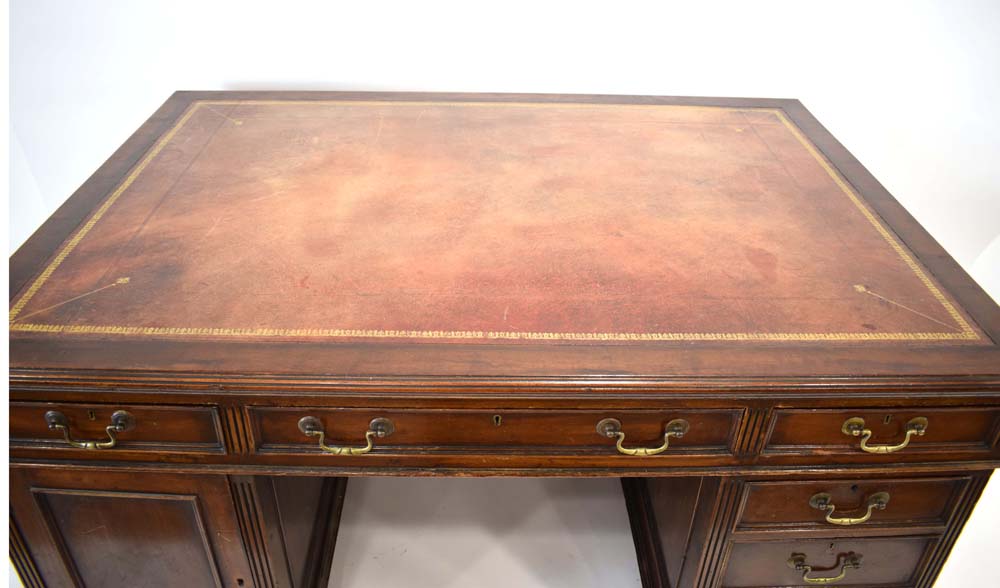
[237, 579, 245, 586]
[493, 415, 502, 427]
[87, 410, 97, 421]
[884, 415, 893, 425]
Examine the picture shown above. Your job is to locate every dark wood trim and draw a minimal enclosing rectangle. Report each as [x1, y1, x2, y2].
[10, 379, 1000, 406]
[622, 478, 670, 588]
[11, 335, 1000, 380]
[732, 407, 772, 458]
[691, 478, 743, 588]
[9, 512, 46, 588]
[10, 457, 1000, 478]
[220, 405, 252, 456]
[9, 373, 1000, 399]
[230, 476, 291, 588]
[230, 475, 346, 588]
[913, 471, 992, 588]
[299, 478, 347, 588]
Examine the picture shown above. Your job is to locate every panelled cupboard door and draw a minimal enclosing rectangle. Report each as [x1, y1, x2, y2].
[9, 467, 255, 588]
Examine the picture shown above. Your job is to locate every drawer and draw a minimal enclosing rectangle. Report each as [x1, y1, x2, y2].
[250, 407, 741, 457]
[734, 476, 969, 533]
[9, 402, 224, 455]
[762, 407, 1000, 460]
[721, 536, 935, 587]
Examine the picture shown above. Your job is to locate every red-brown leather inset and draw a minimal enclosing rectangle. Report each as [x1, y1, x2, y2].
[8, 101, 983, 343]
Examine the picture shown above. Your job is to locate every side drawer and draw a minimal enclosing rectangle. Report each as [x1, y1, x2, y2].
[762, 407, 1000, 461]
[721, 536, 936, 587]
[250, 407, 741, 457]
[10, 402, 224, 455]
[734, 476, 969, 534]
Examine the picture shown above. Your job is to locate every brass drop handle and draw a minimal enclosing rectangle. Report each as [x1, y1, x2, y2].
[44, 410, 135, 450]
[787, 552, 862, 585]
[809, 491, 890, 526]
[842, 416, 928, 454]
[297, 416, 394, 455]
[596, 418, 690, 456]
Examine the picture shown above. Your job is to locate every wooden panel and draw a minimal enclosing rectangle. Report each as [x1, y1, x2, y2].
[219, 405, 253, 456]
[733, 407, 772, 458]
[227, 476, 348, 588]
[10, 402, 224, 455]
[913, 472, 991, 588]
[251, 407, 740, 456]
[720, 536, 935, 587]
[9, 467, 253, 588]
[272, 477, 347, 588]
[230, 476, 288, 588]
[9, 514, 45, 588]
[762, 407, 1000, 461]
[622, 478, 670, 588]
[36, 489, 222, 587]
[734, 476, 968, 533]
[631, 476, 743, 588]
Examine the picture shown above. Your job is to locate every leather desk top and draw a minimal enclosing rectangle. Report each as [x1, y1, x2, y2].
[9, 93, 1000, 383]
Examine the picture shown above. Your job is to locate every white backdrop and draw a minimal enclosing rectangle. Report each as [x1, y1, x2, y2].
[9, 1, 1000, 587]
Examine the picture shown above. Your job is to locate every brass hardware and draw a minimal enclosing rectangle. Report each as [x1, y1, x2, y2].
[842, 416, 927, 454]
[493, 415, 502, 427]
[44, 410, 134, 450]
[297, 416, 394, 455]
[596, 417, 689, 456]
[809, 491, 890, 525]
[787, 552, 862, 585]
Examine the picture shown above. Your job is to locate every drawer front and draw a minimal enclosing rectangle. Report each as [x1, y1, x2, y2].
[250, 407, 740, 457]
[721, 536, 935, 587]
[762, 407, 1000, 460]
[735, 476, 969, 533]
[10, 402, 224, 455]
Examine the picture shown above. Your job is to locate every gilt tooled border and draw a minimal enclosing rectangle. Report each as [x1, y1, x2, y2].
[7, 100, 980, 341]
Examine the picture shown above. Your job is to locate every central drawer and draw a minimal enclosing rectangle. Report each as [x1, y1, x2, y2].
[249, 407, 741, 457]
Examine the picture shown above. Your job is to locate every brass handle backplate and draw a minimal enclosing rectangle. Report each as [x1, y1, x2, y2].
[809, 491, 890, 526]
[842, 416, 928, 454]
[787, 552, 862, 585]
[44, 410, 135, 450]
[298, 416, 394, 455]
[596, 418, 690, 456]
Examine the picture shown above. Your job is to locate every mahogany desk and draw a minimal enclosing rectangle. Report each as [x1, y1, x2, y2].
[9, 92, 1000, 588]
